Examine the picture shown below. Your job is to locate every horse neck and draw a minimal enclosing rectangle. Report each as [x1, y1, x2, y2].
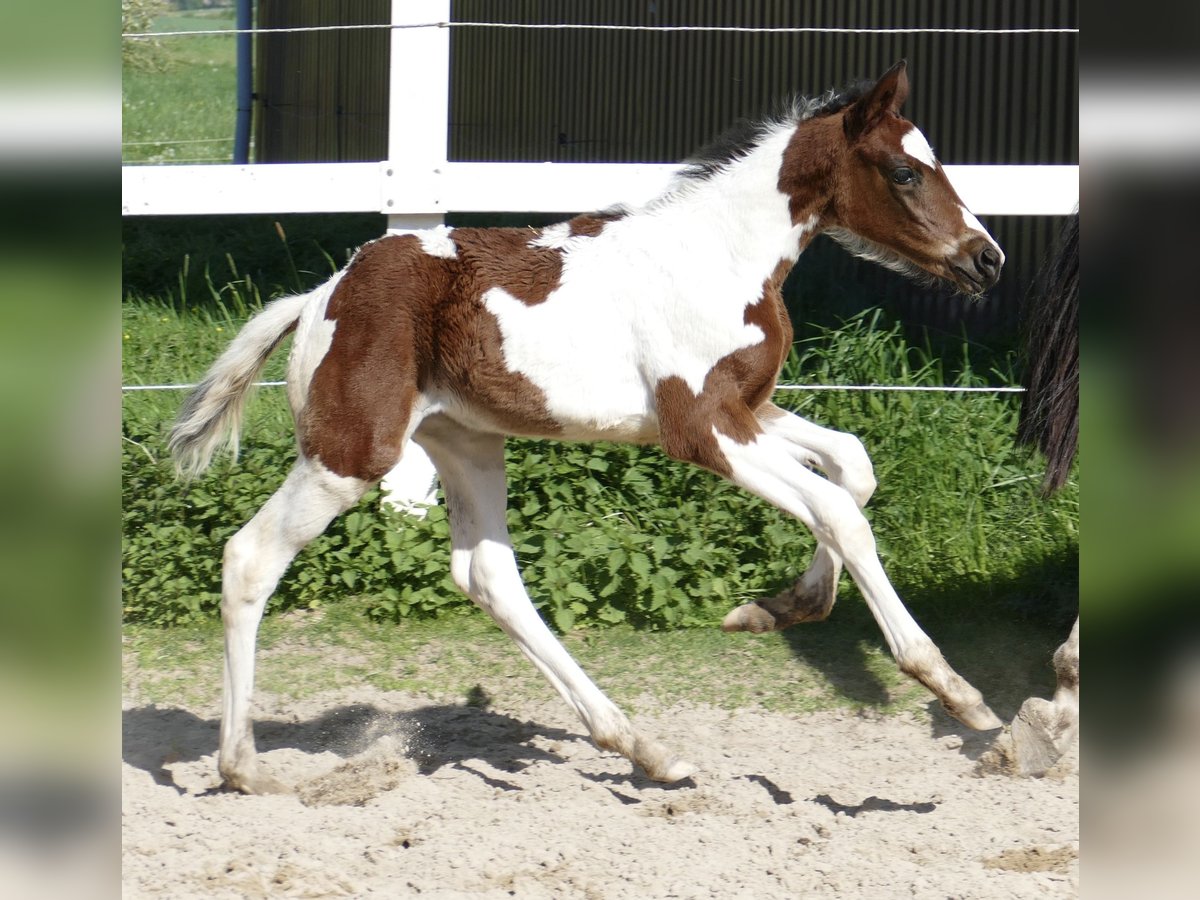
[647, 122, 822, 281]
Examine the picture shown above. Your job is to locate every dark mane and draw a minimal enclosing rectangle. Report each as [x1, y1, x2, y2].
[678, 80, 873, 183]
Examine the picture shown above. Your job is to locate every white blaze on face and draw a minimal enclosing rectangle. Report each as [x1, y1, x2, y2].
[901, 126, 939, 169]
[959, 204, 1005, 263]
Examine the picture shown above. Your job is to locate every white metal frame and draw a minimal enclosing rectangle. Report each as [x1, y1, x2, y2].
[120, 0, 1078, 223]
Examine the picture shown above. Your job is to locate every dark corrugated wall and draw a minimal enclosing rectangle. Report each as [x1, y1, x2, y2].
[255, 0, 390, 163]
[447, 1, 1077, 166]
[447, 1, 1077, 339]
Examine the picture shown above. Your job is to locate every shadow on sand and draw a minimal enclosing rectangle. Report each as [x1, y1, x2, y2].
[122, 698, 587, 793]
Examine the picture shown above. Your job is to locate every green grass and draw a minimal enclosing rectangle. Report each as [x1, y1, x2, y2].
[123, 593, 1063, 722]
[122, 9, 239, 164]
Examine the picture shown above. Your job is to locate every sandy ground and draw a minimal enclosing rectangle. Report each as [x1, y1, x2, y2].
[123, 667, 1077, 899]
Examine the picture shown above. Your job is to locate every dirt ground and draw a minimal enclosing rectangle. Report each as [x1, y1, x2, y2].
[123, 656, 1077, 899]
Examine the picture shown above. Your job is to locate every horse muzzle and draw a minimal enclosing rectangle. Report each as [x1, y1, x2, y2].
[948, 237, 1004, 295]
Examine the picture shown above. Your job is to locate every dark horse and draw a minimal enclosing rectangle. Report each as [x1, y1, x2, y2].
[1004, 213, 1080, 774]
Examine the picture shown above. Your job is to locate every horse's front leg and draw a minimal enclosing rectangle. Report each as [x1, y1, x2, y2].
[709, 424, 1001, 731]
[722, 404, 876, 633]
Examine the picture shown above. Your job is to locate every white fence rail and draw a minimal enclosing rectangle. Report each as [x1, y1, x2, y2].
[122, 161, 1078, 219]
[120, 1, 1078, 225]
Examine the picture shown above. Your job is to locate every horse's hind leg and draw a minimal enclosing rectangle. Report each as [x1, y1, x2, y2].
[219, 455, 368, 793]
[415, 417, 696, 783]
[723, 404, 876, 633]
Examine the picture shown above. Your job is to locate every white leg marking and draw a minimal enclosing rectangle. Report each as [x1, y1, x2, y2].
[220, 457, 368, 792]
[901, 126, 939, 169]
[415, 419, 696, 782]
[722, 406, 878, 631]
[713, 429, 1001, 730]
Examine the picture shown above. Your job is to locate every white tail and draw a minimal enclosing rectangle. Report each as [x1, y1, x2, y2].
[168, 289, 314, 479]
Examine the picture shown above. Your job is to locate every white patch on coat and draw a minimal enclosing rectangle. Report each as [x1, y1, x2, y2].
[530, 222, 572, 250]
[416, 225, 458, 259]
[901, 126, 939, 169]
[959, 205, 1006, 263]
[477, 124, 817, 441]
[286, 269, 344, 414]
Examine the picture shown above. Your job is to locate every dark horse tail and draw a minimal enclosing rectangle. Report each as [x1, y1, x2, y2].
[1017, 212, 1078, 494]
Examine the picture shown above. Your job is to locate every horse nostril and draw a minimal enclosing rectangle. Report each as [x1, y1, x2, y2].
[976, 246, 1001, 280]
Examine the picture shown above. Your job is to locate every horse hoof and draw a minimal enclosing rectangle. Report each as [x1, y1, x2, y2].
[1008, 697, 1076, 776]
[647, 757, 698, 784]
[224, 771, 289, 795]
[720, 602, 776, 634]
[951, 700, 1003, 732]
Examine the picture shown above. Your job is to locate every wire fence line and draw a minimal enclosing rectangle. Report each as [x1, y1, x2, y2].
[124, 22, 1079, 40]
[122, 381, 1024, 394]
[122, 137, 234, 146]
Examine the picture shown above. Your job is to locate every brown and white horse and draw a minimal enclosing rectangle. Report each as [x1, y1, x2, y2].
[170, 61, 1006, 794]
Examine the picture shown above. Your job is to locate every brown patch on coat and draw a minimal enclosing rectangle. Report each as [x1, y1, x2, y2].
[655, 260, 795, 477]
[299, 235, 447, 480]
[777, 114, 840, 226]
[299, 231, 566, 479]
[450, 227, 564, 306]
[566, 209, 626, 238]
[430, 244, 564, 439]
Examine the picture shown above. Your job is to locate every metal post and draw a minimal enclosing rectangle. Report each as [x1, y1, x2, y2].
[233, 0, 253, 164]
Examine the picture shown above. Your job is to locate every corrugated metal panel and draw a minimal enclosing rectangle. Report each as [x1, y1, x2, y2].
[448, 0, 1077, 167]
[255, 0, 390, 163]
[445, 0, 1077, 337]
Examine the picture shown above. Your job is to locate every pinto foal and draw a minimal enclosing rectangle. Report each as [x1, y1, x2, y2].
[171, 61, 1005, 794]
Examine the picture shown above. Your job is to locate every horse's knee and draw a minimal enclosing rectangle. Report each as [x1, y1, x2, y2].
[816, 491, 875, 558]
[451, 543, 521, 608]
[221, 528, 263, 611]
[834, 434, 876, 508]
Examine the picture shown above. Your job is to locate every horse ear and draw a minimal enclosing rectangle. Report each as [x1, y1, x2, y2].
[844, 60, 910, 141]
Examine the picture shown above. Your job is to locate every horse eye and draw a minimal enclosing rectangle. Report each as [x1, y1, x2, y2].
[891, 167, 915, 185]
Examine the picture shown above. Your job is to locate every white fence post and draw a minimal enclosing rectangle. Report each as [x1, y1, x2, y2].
[379, 0, 450, 512]
[384, 0, 451, 233]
